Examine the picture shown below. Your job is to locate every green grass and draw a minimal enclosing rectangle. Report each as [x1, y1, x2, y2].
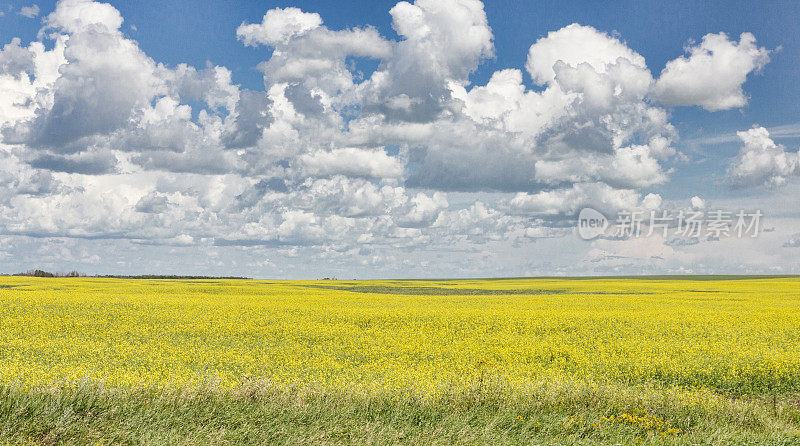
[1, 381, 799, 445]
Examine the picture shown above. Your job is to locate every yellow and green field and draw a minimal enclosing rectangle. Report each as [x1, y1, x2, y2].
[1, 277, 799, 444]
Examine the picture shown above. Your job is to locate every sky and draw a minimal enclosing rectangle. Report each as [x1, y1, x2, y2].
[0, 0, 799, 278]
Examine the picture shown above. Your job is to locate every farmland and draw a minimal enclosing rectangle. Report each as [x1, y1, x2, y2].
[0, 277, 799, 444]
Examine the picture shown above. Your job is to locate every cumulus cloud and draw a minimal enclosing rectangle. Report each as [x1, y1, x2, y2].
[19, 4, 40, 18]
[394, 192, 448, 228]
[507, 182, 659, 217]
[653, 32, 770, 111]
[727, 127, 799, 188]
[360, 0, 494, 121]
[238, 7, 390, 97]
[5, 5, 162, 150]
[526, 24, 646, 86]
[425, 23, 673, 193]
[236, 7, 323, 46]
[221, 89, 272, 149]
[300, 147, 404, 179]
[690, 196, 706, 210]
[44, 0, 123, 33]
[0, 38, 35, 76]
[0, 37, 66, 129]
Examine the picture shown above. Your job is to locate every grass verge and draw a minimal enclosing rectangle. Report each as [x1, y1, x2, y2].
[1, 381, 798, 445]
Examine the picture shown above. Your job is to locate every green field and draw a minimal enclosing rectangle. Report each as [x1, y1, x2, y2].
[0, 276, 799, 444]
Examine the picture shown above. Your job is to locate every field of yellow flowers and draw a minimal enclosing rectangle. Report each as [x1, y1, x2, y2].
[0, 276, 799, 444]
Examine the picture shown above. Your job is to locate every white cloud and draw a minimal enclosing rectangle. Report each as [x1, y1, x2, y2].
[436, 201, 519, 242]
[389, 0, 493, 84]
[690, 196, 706, 210]
[0, 37, 66, 129]
[507, 182, 656, 217]
[431, 23, 673, 193]
[236, 7, 322, 46]
[0, 38, 35, 76]
[238, 7, 390, 97]
[394, 192, 448, 228]
[44, 0, 122, 33]
[727, 126, 799, 188]
[526, 24, 646, 85]
[653, 32, 770, 111]
[299, 147, 404, 179]
[359, 0, 493, 121]
[5, 6, 162, 150]
[19, 4, 40, 18]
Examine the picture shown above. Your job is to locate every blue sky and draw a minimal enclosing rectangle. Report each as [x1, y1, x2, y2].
[0, 0, 798, 277]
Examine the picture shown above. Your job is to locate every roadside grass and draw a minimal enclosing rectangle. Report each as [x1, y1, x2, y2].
[1, 380, 799, 445]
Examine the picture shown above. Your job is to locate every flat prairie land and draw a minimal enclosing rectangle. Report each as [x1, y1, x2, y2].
[0, 277, 799, 444]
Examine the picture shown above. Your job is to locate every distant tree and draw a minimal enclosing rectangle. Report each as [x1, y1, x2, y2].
[13, 269, 85, 278]
[31, 270, 55, 277]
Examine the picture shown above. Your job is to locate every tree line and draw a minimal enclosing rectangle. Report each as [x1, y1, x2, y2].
[9, 270, 250, 279]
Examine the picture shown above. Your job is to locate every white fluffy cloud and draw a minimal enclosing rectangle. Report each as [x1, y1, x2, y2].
[507, 182, 659, 217]
[238, 7, 390, 97]
[690, 196, 706, 210]
[19, 4, 40, 18]
[0, 37, 66, 129]
[237, 7, 323, 46]
[727, 126, 799, 188]
[426, 22, 672, 192]
[653, 32, 770, 111]
[526, 24, 647, 86]
[300, 148, 404, 179]
[4, 3, 162, 151]
[359, 0, 494, 121]
[44, 0, 123, 33]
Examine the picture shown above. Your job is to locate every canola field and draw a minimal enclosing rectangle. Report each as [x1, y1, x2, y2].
[1, 276, 799, 443]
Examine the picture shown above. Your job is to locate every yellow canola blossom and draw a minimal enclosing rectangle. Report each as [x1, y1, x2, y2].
[0, 276, 798, 395]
